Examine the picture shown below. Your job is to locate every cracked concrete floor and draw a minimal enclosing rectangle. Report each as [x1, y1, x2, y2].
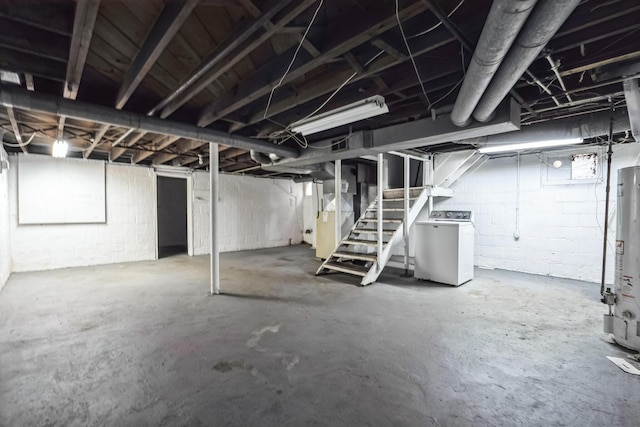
[1, 244, 639, 426]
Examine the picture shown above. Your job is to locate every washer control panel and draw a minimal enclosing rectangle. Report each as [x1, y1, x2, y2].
[430, 210, 473, 221]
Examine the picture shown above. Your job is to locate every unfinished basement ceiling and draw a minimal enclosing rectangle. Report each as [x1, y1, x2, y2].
[0, 0, 638, 176]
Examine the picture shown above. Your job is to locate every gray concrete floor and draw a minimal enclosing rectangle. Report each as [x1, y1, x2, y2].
[1, 244, 638, 426]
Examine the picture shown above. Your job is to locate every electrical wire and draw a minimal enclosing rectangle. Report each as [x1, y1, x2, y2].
[263, 0, 324, 119]
[407, 0, 465, 39]
[396, 0, 431, 109]
[0, 128, 36, 147]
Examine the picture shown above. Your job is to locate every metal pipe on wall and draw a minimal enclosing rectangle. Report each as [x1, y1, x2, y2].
[450, 0, 537, 126]
[403, 155, 410, 273]
[335, 159, 342, 249]
[210, 142, 220, 295]
[623, 78, 640, 140]
[377, 153, 384, 272]
[600, 120, 614, 296]
[473, 0, 581, 122]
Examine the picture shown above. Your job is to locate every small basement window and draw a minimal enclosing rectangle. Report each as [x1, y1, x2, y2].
[571, 152, 598, 180]
[542, 149, 601, 185]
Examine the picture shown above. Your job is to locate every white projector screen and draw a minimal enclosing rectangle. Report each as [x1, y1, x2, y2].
[18, 155, 106, 224]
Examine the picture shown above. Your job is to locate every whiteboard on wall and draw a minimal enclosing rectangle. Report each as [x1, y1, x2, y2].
[18, 154, 106, 224]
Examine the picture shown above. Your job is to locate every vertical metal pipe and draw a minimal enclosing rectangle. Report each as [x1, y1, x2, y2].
[600, 119, 614, 296]
[210, 142, 220, 295]
[377, 153, 384, 272]
[403, 155, 410, 273]
[335, 159, 342, 248]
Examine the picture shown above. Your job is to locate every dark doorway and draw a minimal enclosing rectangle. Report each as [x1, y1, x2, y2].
[157, 176, 187, 258]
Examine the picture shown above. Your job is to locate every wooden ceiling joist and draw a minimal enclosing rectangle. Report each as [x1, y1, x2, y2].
[57, 0, 100, 139]
[233, 27, 456, 132]
[7, 107, 28, 154]
[157, 0, 317, 119]
[150, 0, 296, 117]
[196, 1, 428, 127]
[115, 0, 200, 110]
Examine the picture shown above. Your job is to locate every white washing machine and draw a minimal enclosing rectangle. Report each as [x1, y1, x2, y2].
[414, 210, 474, 286]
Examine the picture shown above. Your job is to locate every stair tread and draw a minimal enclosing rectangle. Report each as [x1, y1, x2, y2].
[334, 252, 377, 262]
[377, 197, 418, 202]
[352, 228, 395, 234]
[342, 239, 381, 246]
[323, 261, 369, 277]
[367, 207, 406, 211]
[360, 218, 403, 223]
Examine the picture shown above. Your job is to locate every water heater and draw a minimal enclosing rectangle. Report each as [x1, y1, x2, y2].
[604, 166, 640, 350]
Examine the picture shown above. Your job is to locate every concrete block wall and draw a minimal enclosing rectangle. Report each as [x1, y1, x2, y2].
[435, 144, 640, 283]
[192, 171, 304, 255]
[8, 157, 156, 272]
[0, 161, 10, 291]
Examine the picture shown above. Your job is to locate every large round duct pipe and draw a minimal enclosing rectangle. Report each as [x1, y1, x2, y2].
[250, 150, 316, 175]
[450, 0, 536, 127]
[0, 86, 299, 159]
[623, 78, 640, 141]
[472, 0, 581, 123]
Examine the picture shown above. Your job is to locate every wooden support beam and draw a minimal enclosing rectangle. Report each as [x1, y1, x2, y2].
[116, 0, 200, 109]
[371, 38, 407, 61]
[236, 27, 455, 131]
[131, 135, 181, 164]
[58, 0, 100, 139]
[149, 0, 296, 117]
[559, 50, 640, 77]
[109, 132, 146, 161]
[158, 0, 313, 118]
[240, 0, 321, 57]
[0, 17, 70, 63]
[344, 52, 388, 91]
[0, 50, 66, 81]
[83, 123, 109, 158]
[0, 2, 74, 36]
[7, 107, 28, 154]
[63, 0, 100, 100]
[197, 1, 428, 127]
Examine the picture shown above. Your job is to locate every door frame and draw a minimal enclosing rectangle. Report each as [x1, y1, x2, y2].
[154, 170, 193, 259]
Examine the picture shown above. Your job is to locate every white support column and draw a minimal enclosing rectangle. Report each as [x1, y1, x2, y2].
[403, 155, 410, 273]
[377, 153, 384, 272]
[424, 156, 434, 215]
[209, 142, 220, 295]
[334, 159, 342, 248]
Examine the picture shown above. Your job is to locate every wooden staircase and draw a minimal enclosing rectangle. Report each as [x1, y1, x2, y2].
[316, 186, 450, 285]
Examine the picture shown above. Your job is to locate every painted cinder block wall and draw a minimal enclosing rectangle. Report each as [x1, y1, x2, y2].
[434, 144, 640, 284]
[8, 158, 157, 272]
[7, 156, 305, 273]
[0, 161, 10, 291]
[191, 171, 304, 255]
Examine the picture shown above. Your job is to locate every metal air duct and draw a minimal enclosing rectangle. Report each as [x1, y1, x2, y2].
[458, 108, 631, 148]
[623, 78, 640, 141]
[472, 0, 581, 122]
[0, 86, 299, 158]
[450, 0, 537, 127]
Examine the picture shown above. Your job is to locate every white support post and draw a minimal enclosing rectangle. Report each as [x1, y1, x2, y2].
[209, 142, 220, 295]
[425, 156, 434, 216]
[403, 155, 410, 273]
[334, 159, 342, 249]
[377, 153, 384, 272]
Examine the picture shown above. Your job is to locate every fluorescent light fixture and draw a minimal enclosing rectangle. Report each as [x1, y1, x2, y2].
[0, 70, 20, 85]
[478, 137, 584, 154]
[290, 95, 389, 136]
[52, 140, 68, 158]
